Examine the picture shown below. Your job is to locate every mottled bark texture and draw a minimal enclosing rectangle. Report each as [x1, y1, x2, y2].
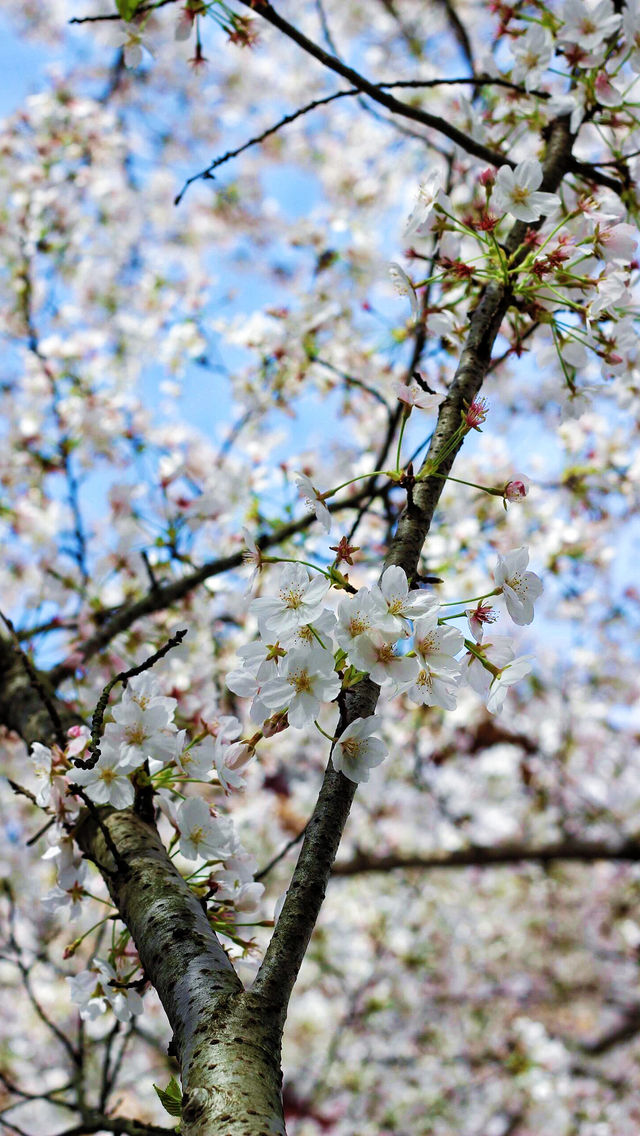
[76, 808, 287, 1136]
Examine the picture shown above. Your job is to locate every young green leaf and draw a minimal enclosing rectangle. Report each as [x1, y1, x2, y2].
[153, 1076, 182, 1118]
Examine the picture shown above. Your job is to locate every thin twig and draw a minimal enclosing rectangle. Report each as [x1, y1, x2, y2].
[73, 627, 188, 770]
[47, 487, 373, 681]
[255, 826, 308, 882]
[69, 0, 176, 22]
[176, 75, 553, 203]
[175, 89, 355, 203]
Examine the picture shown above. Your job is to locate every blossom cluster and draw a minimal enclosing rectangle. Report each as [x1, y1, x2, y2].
[392, 130, 639, 417]
[29, 673, 266, 1021]
[227, 550, 543, 780]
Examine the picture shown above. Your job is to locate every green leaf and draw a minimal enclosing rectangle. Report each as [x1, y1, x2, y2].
[153, 1076, 182, 1118]
[116, 0, 141, 20]
[342, 665, 366, 689]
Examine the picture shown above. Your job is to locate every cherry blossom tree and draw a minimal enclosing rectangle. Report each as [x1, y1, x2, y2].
[1, 1, 640, 1134]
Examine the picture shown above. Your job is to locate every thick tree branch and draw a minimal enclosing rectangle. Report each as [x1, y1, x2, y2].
[253, 676, 378, 1009]
[580, 1006, 640, 1055]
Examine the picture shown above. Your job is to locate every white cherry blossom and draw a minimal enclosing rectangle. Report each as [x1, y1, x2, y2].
[492, 160, 560, 223]
[294, 472, 332, 533]
[388, 262, 418, 322]
[176, 732, 216, 780]
[241, 527, 264, 591]
[332, 717, 388, 783]
[394, 381, 441, 413]
[494, 547, 543, 626]
[67, 962, 112, 1022]
[335, 588, 390, 651]
[237, 638, 284, 680]
[29, 741, 66, 808]
[559, 0, 621, 50]
[270, 607, 337, 652]
[42, 880, 86, 920]
[594, 71, 625, 107]
[591, 222, 638, 263]
[212, 856, 264, 912]
[251, 563, 329, 635]
[121, 674, 177, 720]
[412, 611, 464, 674]
[259, 646, 341, 728]
[463, 636, 517, 699]
[225, 666, 272, 725]
[404, 171, 450, 239]
[372, 565, 440, 636]
[400, 667, 459, 709]
[71, 744, 135, 809]
[214, 740, 254, 794]
[511, 25, 554, 90]
[349, 631, 421, 689]
[108, 679, 177, 768]
[67, 959, 142, 1022]
[486, 656, 534, 714]
[624, 1, 640, 71]
[177, 797, 237, 861]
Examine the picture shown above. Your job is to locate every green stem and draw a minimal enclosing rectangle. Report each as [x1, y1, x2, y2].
[417, 424, 467, 479]
[463, 637, 500, 675]
[263, 556, 333, 580]
[439, 588, 501, 607]
[325, 470, 394, 496]
[429, 471, 503, 496]
[314, 719, 336, 742]
[309, 625, 328, 650]
[395, 413, 408, 474]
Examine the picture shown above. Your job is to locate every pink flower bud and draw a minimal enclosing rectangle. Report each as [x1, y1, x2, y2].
[479, 167, 495, 188]
[262, 712, 289, 737]
[504, 477, 529, 502]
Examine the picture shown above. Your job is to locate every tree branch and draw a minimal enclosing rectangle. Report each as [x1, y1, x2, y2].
[0, 635, 286, 1134]
[239, 3, 622, 194]
[331, 838, 640, 875]
[253, 677, 378, 1010]
[175, 75, 552, 203]
[385, 115, 573, 577]
[435, 0, 476, 76]
[239, 0, 512, 168]
[48, 486, 374, 683]
[249, 115, 575, 1019]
